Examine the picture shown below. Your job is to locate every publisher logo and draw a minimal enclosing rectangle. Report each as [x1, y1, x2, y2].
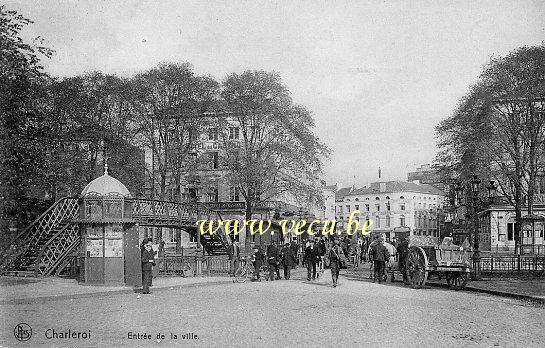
[14, 323, 32, 341]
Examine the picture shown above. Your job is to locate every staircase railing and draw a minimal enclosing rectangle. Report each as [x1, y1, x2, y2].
[35, 222, 80, 276]
[0, 197, 80, 274]
[198, 205, 229, 251]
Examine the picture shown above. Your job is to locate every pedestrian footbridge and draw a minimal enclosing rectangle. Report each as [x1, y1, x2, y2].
[0, 197, 227, 277]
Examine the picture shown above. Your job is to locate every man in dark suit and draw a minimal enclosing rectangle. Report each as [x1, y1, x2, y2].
[252, 245, 264, 281]
[304, 239, 319, 281]
[281, 242, 296, 280]
[328, 239, 344, 287]
[397, 237, 410, 284]
[228, 241, 240, 276]
[370, 236, 390, 284]
[290, 241, 299, 267]
[267, 241, 279, 281]
[141, 240, 156, 294]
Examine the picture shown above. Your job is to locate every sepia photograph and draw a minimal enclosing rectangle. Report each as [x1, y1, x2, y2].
[1, 1, 544, 347]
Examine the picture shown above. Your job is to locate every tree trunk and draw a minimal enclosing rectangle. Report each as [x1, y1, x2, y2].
[244, 196, 253, 255]
[514, 179, 522, 255]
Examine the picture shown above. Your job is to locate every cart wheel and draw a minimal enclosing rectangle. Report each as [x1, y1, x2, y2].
[452, 272, 469, 291]
[446, 273, 454, 287]
[406, 246, 428, 289]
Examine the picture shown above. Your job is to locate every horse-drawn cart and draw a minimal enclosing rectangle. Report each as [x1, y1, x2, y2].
[404, 236, 472, 290]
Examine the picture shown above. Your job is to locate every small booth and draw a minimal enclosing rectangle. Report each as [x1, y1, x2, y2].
[78, 166, 141, 286]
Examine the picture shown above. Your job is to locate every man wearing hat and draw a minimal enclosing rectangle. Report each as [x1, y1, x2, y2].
[304, 239, 319, 281]
[281, 242, 296, 280]
[267, 241, 280, 281]
[141, 240, 156, 294]
[328, 239, 344, 287]
[369, 235, 390, 284]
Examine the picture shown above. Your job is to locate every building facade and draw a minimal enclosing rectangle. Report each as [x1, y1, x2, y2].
[143, 112, 325, 252]
[335, 181, 445, 241]
[478, 203, 545, 254]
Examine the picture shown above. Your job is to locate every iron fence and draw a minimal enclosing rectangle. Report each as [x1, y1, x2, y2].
[474, 255, 545, 275]
[155, 255, 230, 276]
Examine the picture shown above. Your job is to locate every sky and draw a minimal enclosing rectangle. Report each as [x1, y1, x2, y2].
[7, 0, 545, 188]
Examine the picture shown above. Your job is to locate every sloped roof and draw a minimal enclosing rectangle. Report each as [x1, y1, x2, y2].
[335, 187, 352, 200]
[336, 180, 444, 199]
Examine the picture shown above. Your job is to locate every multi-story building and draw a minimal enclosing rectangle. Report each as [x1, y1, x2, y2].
[143, 112, 325, 251]
[334, 181, 445, 241]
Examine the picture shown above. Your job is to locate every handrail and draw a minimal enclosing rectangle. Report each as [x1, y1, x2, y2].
[0, 196, 78, 256]
[45, 239, 80, 277]
[34, 222, 73, 276]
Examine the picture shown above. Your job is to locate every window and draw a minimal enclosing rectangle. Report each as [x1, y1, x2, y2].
[365, 204, 370, 212]
[230, 186, 240, 201]
[386, 196, 390, 200]
[386, 215, 391, 227]
[355, 198, 359, 201]
[400, 215, 406, 227]
[507, 223, 514, 241]
[209, 127, 218, 141]
[208, 187, 218, 202]
[375, 197, 380, 200]
[189, 232, 197, 243]
[168, 228, 176, 243]
[209, 152, 219, 169]
[355, 204, 360, 211]
[386, 202, 391, 211]
[187, 188, 198, 202]
[229, 127, 239, 140]
[400, 204, 405, 211]
[338, 206, 343, 213]
[400, 196, 405, 199]
[375, 204, 380, 212]
[346, 205, 351, 213]
[375, 216, 380, 228]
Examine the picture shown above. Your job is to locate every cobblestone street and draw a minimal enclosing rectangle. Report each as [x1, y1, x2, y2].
[1, 271, 544, 347]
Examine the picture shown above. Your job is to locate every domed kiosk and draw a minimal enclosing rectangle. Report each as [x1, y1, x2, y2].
[79, 166, 141, 286]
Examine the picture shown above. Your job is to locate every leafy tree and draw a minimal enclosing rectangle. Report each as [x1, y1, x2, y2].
[0, 6, 53, 232]
[48, 73, 144, 196]
[129, 63, 219, 202]
[219, 70, 329, 250]
[436, 45, 545, 253]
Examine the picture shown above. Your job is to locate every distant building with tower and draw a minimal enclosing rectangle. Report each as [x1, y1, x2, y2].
[407, 164, 443, 190]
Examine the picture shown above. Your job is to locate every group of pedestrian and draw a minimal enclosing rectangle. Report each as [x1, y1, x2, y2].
[263, 241, 298, 281]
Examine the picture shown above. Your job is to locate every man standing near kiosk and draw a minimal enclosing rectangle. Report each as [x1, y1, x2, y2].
[141, 240, 156, 294]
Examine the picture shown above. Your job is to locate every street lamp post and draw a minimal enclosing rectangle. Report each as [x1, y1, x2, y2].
[452, 176, 498, 280]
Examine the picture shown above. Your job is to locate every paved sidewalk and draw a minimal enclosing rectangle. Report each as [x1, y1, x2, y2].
[344, 267, 545, 303]
[447, 278, 545, 302]
[0, 275, 233, 304]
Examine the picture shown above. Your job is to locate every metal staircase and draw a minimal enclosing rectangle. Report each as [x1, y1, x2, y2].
[196, 205, 229, 255]
[0, 197, 229, 277]
[0, 197, 80, 277]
